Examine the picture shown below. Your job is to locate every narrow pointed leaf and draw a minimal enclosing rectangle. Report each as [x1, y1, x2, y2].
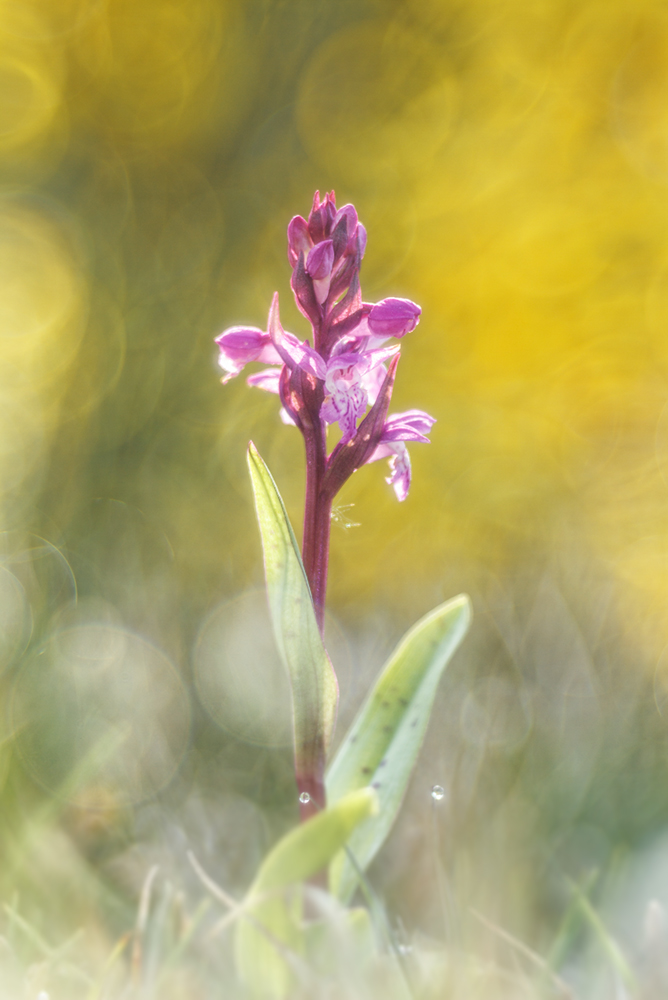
[236, 787, 378, 998]
[247, 443, 338, 782]
[326, 594, 471, 903]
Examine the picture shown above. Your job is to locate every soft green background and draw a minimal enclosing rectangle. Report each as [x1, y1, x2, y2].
[2, 0, 668, 994]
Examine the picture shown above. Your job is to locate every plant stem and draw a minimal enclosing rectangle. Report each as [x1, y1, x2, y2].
[297, 772, 326, 822]
[298, 417, 332, 828]
[301, 424, 330, 636]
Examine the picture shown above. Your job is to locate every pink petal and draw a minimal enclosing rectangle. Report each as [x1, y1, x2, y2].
[386, 444, 411, 501]
[266, 292, 325, 376]
[215, 326, 269, 380]
[380, 409, 436, 444]
[247, 368, 282, 393]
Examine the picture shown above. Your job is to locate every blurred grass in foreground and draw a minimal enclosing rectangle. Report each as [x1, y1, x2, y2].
[2, 0, 668, 996]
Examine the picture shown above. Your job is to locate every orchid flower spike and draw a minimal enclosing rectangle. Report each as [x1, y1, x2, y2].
[215, 190, 434, 503]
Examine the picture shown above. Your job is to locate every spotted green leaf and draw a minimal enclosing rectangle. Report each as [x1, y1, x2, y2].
[236, 786, 378, 998]
[247, 442, 338, 779]
[326, 594, 471, 903]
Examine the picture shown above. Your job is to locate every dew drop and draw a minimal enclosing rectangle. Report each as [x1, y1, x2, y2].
[299, 791, 311, 804]
[431, 784, 445, 802]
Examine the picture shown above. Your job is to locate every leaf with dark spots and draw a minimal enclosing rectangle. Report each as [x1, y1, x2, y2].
[326, 595, 471, 903]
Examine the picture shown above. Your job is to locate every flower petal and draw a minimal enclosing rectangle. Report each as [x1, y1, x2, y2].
[356, 223, 367, 258]
[321, 356, 369, 440]
[287, 215, 312, 268]
[386, 443, 411, 501]
[266, 292, 326, 378]
[321, 354, 400, 500]
[215, 326, 273, 381]
[380, 409, 436, 444]
[365, 441, 412, 500]
[247, 367, 282, 393]
[361, 363, 387, 407]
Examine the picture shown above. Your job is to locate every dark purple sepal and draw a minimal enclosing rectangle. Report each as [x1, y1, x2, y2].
[331, 215, 350, 260]
[321, 353, 399, 500]
[291, 251, 321, 327]
[331, 205, 358, 259]
[278, 364, 302, 430]
[282, 363, 324, 439]
[328, 267, 362, 325]
[326, 253, 356, 306]
[308, 190, 336, 244]
[327, 306, 367, 343]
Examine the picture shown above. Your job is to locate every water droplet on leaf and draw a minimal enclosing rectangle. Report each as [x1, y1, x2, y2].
[431, 784, 445, 801]
[299, 791, 311, 804]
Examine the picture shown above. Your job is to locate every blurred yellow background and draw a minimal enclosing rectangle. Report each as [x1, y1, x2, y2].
[2, 0, 668, 993]
[2, 0, 668, 639]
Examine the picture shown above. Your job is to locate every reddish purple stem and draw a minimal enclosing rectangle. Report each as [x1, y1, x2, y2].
[301, 429, 331, 637]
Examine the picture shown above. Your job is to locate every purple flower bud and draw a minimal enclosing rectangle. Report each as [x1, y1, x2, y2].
[287, 215, 312, 268]
[368, 298, 421, 338]
[333, 204, 358, 235]
[331, 204, 358, 258]
[306, 239, 335, 305]
[308, 190, 337, 243]
[306, 240, 334, 280]
[291, 252, 321, 326]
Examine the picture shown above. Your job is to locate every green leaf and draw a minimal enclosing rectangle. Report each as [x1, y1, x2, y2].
[247, 442, 338, 779]
[235, 787, 378, 998]
[326, 594, 471, 903]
